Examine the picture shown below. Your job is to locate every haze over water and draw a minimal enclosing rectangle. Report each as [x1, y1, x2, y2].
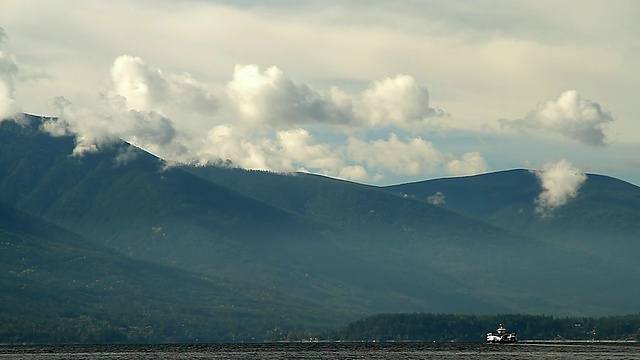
[1, 343, 639, 359]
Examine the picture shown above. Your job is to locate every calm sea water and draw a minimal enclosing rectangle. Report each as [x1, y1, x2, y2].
[0, 342, 639, 359]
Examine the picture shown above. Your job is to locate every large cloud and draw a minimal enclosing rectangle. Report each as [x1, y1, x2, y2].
[227, 64, 444, 131]
[198, 127, 471, 182]
[533, 159, 587, 217]
[107, 57, 452, 180]
[110, 57, 446, 134]
[0, 27, 20, 119]
[36, 54, 459, 182]
[499, 90, 613, 146]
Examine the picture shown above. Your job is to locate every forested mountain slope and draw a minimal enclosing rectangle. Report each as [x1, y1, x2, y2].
[183, 165, 640, 315]
[386, 170, 640, 268]
[0, 201, 333, 343]
[2, 114, 640, 343]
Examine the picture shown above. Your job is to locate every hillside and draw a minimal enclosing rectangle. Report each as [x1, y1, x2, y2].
[0, 201, 334, 343]
[0, 116, 499, 319]
[385, 170, 640, 268]
[182, 166, 640, 315]
[2, 114, 640, 343]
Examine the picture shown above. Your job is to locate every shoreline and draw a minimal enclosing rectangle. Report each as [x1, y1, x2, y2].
[519, 340, 638, 344]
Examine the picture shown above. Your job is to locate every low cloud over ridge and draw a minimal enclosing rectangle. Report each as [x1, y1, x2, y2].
[36, 55, 471, 183]
[533, 159, 587, 217]
[43, 94, 183, 159]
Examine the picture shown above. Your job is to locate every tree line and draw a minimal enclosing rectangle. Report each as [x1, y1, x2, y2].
[3, 312, 640, 344]
[337, 313, 640, 342]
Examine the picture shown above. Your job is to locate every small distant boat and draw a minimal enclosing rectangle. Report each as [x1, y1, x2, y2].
[486, 324, 517, 343]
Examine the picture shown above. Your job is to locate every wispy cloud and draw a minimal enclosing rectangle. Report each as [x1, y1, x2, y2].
[427, 191, 446, 205]
[0, 27, 20, 119]
[43, 94, 183, 158]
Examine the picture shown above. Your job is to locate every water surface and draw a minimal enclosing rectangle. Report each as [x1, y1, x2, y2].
[1, 342, 638, 359]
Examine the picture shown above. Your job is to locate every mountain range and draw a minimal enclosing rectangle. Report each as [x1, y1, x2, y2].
[1, 114, 639, 343]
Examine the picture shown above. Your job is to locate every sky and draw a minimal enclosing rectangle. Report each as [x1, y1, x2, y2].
[1, 0, 639, 194]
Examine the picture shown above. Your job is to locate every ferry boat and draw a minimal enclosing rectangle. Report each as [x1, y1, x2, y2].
[486, 324, 517, 343]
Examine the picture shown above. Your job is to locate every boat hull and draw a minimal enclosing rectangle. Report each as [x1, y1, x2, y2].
[486, 324, 517, 343]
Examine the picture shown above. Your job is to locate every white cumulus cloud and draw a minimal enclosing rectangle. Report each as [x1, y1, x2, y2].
[533, 159, 587, 217]
[226, 65, 444, 132]
[112, 55, 218, 116]
[197, 126, 354, 177]
[445, 152, 488, 176]
[499, 90, 613, 146]
[23, 51, 458, 183]
[227, 64, 354, 128]
[276, 128, 345, 171]
[360, 74, 444, 128]
[197, 124, 276, 170]
[107, 57, 452, 181]
[347, 134, 444, 176]
[338, 165, 376, 183]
